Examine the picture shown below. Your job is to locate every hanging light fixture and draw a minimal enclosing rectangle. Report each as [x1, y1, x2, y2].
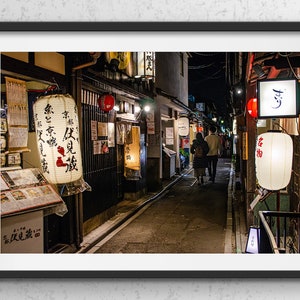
[178, 117, 190, 137]
[33, 93, 89, 195]
[247, 97, 258, 118]
[255, 131, 293, 191]
[98, 94, 115, 112]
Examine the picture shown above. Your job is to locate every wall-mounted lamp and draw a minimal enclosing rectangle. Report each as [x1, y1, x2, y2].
[135, 98, 154, 120]
[140, 98, 154, 111]
[236, 88, 243, 95]
[232, 83, 244, 97]
[143, 105, 151, 112]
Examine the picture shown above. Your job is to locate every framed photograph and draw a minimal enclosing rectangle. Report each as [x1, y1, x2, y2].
[1, 23, 300, 280]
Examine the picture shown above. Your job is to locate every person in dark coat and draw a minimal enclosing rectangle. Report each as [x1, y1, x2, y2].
[190, 132, 209, 185]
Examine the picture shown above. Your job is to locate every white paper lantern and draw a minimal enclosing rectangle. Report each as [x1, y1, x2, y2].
[178, 117, 190, 136]
[255, 131, 293, 191]
[33, 94, 83, 184]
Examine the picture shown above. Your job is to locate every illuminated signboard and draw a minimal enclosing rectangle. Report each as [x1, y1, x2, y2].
[255, 132, 293, 191]
[196, 102, 205, 112]
[257, 78, 300, 118]
[178, 117, 189, 136]
[137, 52, 155, 79]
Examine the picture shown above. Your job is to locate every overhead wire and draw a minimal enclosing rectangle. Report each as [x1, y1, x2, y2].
[279, 52, 300, 80]
[189, 68, 225, 81]
[193, 52, 223, 57]
[188, 52, 228, 118]
[188, 63, 214, 69]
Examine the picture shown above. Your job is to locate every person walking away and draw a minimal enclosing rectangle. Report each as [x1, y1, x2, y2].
[205, 126, 222, 183]
[191, 132, 209, 185]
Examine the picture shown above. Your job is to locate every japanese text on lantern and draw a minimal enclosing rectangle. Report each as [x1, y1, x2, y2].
[35, 103, 79, 174]
[256, 136, 264, 158]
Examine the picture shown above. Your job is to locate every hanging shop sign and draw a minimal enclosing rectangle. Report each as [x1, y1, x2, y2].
[196, 102, 205, 112]
[258, 78, 300, 118]
[257, 119, 267, 128]
[137, 52, 155, 79]
[255, 131, 293, 190]
[98, 94, 115, 112]
[106, 52, 131, 70]
[124, 126, 141, 180]
[178, 117, 189, 136]
[247, 97, 258, 118]
[33, 94, 83, 185]
[165, 127, 174, 146]
[242, 132, 248, 160]
[146, 111, 155, 135]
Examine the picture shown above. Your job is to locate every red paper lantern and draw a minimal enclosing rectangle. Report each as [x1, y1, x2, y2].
[247, 97, 258, 118]
[98, 94, 115, 112]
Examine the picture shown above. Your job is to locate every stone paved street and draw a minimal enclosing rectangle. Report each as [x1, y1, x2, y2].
[93, 158, 230, 253]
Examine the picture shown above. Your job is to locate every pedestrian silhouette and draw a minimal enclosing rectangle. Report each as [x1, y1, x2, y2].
[191, 132, 209, 185]
[205, 126, 223, 183]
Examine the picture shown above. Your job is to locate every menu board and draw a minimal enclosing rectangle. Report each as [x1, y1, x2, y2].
[1, 168, 64, 217]
[5, 76, 29, 150]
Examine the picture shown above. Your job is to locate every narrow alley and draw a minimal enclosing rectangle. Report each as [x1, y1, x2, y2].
[86, 158, 231, 254]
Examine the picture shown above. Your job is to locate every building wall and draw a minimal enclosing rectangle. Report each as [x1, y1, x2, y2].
[146, 52, 190, 191]
[155, 52, 189, 105]
[1, 52, 75, 251]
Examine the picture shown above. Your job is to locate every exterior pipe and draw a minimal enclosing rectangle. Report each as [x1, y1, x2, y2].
[72, 52, 101, 72]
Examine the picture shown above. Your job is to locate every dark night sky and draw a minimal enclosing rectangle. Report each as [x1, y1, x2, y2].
[188, 52, 227, 118]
